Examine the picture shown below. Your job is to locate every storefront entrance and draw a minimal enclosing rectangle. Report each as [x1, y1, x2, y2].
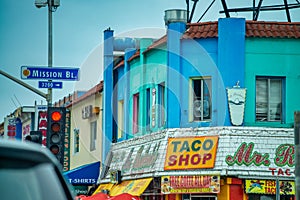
[191, 195, 217, 200]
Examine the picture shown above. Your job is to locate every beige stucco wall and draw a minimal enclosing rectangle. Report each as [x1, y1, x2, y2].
[69, 92, 103, 169]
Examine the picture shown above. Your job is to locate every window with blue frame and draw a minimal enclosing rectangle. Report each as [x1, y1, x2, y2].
[158, 82, 165, 127]
[256, 77, 284, 122]
[133, 93, 139, 134]
[146, 88, 151, 131]
[190, 77, 212, 121]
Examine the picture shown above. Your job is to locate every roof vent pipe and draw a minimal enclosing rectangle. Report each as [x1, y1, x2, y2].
[164, 9, 188, 25]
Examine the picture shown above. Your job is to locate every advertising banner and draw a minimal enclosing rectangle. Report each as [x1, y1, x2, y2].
[4, 116, 16, 139]
[35, 105, 48, 146]
[63, 110, 71, 172]
[245, 179, 295, 195]
[161, 175, 220, 194]
[164, 136, 218, 170]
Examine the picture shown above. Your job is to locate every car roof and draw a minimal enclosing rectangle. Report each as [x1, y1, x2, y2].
[0, 140, 75, 199]
[0, 139, 61, 167]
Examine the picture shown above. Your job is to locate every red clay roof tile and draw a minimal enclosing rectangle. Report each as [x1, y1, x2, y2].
[184, 20, 300, 39]
[246, 21, 300, 38]
[131, 20, 300, 61]
[183, 22, 219, 39]
[67, 81, 103, 107]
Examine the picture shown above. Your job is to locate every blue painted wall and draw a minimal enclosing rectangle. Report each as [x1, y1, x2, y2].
[122, 48, 136, 141]
[217, 18, 246, 126]
[180, 38, 218, 127]
[166, 22, 186, 128]
[102, 29, 114, 164]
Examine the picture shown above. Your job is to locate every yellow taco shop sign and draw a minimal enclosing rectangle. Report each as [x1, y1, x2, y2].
[164, 136, 218, 170]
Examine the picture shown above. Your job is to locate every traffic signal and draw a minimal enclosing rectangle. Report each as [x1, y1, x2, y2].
[47, 107, 66, 165]
[25, 131, 42, 144]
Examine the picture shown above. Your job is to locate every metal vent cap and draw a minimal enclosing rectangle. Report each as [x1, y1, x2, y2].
[164, 9, 187, 25]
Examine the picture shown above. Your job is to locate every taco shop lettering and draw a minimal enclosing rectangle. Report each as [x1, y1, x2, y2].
[226, 142, 295, 176]
[164, 136, 218, 170]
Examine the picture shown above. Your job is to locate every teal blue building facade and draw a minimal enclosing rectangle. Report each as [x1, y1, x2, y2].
[101, 18, 300, 165]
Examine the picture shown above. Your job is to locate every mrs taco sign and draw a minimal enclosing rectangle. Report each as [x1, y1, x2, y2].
[226, 142, 295, 177]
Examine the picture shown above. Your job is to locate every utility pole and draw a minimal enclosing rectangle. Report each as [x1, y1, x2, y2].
[35, 0, 60, 106]
[48, 0, 53, 106]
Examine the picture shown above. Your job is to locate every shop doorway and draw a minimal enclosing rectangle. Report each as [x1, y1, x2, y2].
[191, 195, 217, 200]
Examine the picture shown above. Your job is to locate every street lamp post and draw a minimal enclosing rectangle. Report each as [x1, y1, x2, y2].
[35, 0, 60, 106]
[47, 0, 53, 106]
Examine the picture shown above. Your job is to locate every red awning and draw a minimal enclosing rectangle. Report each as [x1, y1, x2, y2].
[80, 193, 140, 200]
[110, 193, 140, 200]
[78, 193, 110, 200]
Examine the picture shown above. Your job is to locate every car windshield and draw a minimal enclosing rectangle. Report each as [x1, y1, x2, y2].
[0, 161, 68, 200]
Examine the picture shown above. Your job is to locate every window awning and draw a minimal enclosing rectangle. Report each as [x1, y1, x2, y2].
[64, 161, 100, 185]
[109, 178, 153, 196]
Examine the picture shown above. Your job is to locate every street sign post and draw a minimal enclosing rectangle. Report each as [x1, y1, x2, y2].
[38, 81, 63, 89]
[21, 66, 80, 81]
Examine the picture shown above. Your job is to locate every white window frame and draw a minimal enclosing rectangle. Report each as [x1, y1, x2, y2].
[90, 121, 97, 151]
[256, 77, 283, 122]
[189, 77, 212, 122]
[117, 100, 124, 139]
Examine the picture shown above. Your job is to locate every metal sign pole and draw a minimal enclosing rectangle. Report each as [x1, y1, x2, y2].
[276, 177, 280, 200]
[295, 111, 300, 200]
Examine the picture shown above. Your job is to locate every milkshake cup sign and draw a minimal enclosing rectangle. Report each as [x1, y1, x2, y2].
[227, 86, 246, 126]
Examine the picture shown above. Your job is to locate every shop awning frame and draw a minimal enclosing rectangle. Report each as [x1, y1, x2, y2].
[64, 161, 100, 185]
[97, 178, 153, 197]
